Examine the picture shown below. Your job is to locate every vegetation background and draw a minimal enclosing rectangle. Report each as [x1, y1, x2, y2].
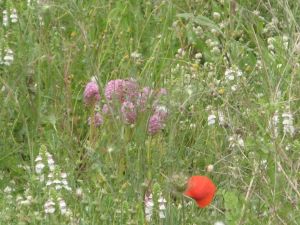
[0, 0, 300, 224]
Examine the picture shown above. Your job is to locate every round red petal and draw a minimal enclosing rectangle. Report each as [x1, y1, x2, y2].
[184, 176, 216, 208]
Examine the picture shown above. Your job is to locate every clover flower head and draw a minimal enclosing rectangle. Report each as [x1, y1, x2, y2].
[121, 101, 137, 124]
[105, 78, 138, 103]
[88, 112, 104, 127]
[83, 81, 100, 106]
[148, 113, 164, 135]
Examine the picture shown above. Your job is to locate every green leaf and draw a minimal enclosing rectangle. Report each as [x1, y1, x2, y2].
[224, 191, 242, 225]
[176, 13, 194, 20]
[177, 13, 223, 36]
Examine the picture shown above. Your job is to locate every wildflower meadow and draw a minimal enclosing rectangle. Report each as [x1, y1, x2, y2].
[1, 0, 300, 224]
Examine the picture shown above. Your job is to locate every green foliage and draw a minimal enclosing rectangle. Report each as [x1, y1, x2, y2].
[224, 191, 242, 224]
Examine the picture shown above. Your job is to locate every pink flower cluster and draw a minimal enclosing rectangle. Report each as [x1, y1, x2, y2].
[105, 79, 139, 103]
[88, 112, 103, 127]
[83, 81, 101, 106]
[148, 106, 168, 135]
[83, 78, 168, 135]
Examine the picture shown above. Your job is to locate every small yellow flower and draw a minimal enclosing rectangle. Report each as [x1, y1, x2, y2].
[218, 88, 225, 95]
[192, 63, 199, 70]
[245, 65, 251, 72]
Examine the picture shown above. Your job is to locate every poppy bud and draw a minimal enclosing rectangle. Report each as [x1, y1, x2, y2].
[184, 176, 216, 208]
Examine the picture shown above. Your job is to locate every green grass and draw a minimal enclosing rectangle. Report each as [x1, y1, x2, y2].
[1, 0, 300, 224]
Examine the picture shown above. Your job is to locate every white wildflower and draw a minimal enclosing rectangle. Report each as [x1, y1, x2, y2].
[237, 136, 245, 147]
[47, 157, 55, 171]
[145, 193, 154, 222]
[4, 186, 12, 194]
[253, 10, 260, 16]
[229, 134, 244, 148]
[267, 37, 275, 52]
[267, 37, 275, 45]
[158, 194, 167, 219]
[4, 48, 14, 66]
[195, 52, 202, 59]
[35, 155, 42, 162]
[268, 111, 279, 138]
[231, 84, 238, 91]
[205, 39, 213, 46]
[20, 199, 31, 206]
[107, 146, 114, 153]
[131, 51, 141, 59]
[16, 195, 23, 202]
[208, 114, 216, 126]
[256, 59, 262, 70]
[176, 48, 186, 57]
[212, 12, 221, 21]
[236, 69, 243, 77]
[193, 26, 203, 36]
[211, 46, 220, 54]
[282, 110, 295, 136]
[225, 68, 235, 81]
[10, 9, 18, 23]
[62, 179, 68, 185]
[76, 188, 83, 197]
[260, 159, 267, 169]
[35, 162, 45, 174]
[44, 199, 56, 214]
[46, 180, 53, 186]
[218, 110, 225, 126]
[90, 76, 98, 83]
[58, 198, 67, 215]
[190, 123, 196, 129]
[64, 185, 72, 191]
[55, 185, 62, 190]
[206, 164, 214, 172]
[3, 10, 8, 27]
[159, 211, 166, 219]
[219, 21, 226, 29]
[47, 157, 55, 165]
[61, 172, 67, 179]
[225, 66, 243, 81]
[155, 105, 168, 116]
[46, 152, 53, 158]
[214, 221, 225, 225]
[53, 179, 61, 184]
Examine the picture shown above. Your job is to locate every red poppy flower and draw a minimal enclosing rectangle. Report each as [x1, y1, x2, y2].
[184, 176, 216, 208]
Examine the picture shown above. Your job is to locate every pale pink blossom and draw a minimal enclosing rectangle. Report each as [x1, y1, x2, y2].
[88, 112, 104, 127]
[121, 101, 137, 124]
[148, 113, 164, 135]
[104, 78, 138, 103]
[83, 81, 100, 106]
